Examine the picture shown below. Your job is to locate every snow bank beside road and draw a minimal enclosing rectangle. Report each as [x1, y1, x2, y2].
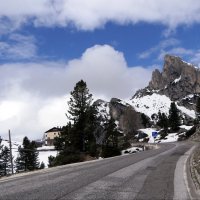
[38, 150, 58, 168]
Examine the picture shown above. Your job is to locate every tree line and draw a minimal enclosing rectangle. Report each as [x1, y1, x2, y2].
[0, 136, 44, 177]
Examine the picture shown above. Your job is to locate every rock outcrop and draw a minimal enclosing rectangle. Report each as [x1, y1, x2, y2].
[134, 55, 200, 110]
[109, 98, 143, 135]
[94, 98, 143, 138]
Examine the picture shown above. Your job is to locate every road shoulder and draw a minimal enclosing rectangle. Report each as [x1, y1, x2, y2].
[174, 144, 197, 200]
[188, 143, 200, 199]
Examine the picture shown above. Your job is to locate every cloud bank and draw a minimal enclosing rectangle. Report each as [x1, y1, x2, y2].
[1, 0, 200, 33]
[0, 33, 37, 60]
[139, 38, 200, 66]
[0, 45, 154, 140]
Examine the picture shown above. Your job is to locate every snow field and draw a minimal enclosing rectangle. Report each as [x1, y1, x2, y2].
[0, 140, 57, 169]
[38, 150, 58, 168]
[131, 93, 195, 119]
[138, 128, 181, 143]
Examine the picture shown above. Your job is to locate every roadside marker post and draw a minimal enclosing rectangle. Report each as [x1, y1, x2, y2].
[9, 130, 14, 174]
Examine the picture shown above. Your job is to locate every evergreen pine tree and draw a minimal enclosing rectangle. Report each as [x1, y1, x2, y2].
[48, 155, 55, 168]
[84, 104, 99, 156]
[0, 142, 4, 176]
[168, 102, 180, 131]
[53, 80, 99, 166]
[141, 113, 150, 128]
[15, 137, 39, 172]
[161, 113, 168, 132]
[157, 110, 162, 126]
[67, 80, 93, 152]
[157, 111, 168, 132]
[40, 161, 45, 169]
[101, 117, 121, 158]
[104, 117, 119, 147]
[196, 97, 200, 120]
[54, 123, 73, 152]
[28, 141, 39, 170]
[0, 146, 11, 176]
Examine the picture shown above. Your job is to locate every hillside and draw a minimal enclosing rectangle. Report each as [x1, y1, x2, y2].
[93, 55, 199, 141]
[130, 55, 199, 125]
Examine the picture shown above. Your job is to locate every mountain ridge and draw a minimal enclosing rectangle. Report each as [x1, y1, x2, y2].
[94, 55, 198, 138]
[133, 55, 200, 110]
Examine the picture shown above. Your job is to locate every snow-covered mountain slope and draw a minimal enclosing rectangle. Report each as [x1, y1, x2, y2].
[130, 93, 195, 119]
[95, 99, 110, 124]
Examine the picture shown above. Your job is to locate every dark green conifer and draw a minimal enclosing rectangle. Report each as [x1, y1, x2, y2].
[67, 80, 93, 152]
[0, 146, 11, 176]
[15, 137, 39, 172]
[196, 97, 200, 120]
[168, 102, 180, 131]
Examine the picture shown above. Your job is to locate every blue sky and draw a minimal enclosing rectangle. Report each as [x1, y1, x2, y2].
[8, 22, 164, 66]
[1, 0, 200, 140]
[2, 22, 200, 66]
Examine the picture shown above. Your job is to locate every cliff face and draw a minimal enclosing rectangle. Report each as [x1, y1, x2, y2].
[149, 55, 200, 100]
[134, 55, 200, 110]
[109, 98, 142, 135]
[94, 98, 143, 140]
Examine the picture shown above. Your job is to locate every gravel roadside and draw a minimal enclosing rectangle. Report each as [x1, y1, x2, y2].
[189, 143, 200, 198]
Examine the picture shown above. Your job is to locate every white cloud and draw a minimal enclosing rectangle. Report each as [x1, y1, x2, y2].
[158, 47, 194, 61]
[138, 38, 200, 64]
[190, 51, 200, 66]
[1, 0, 200, 33]
[0, 33, 37, 60]
[0, 44, 154, 141]
[139, 38, 180, 59]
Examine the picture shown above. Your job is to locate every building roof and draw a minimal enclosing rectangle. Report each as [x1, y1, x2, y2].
[45, 127, 62, 133]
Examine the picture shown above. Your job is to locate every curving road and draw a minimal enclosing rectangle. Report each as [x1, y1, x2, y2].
[0, 142, 197, 200]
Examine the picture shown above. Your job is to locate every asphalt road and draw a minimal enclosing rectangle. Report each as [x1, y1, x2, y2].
[0, 142, 196, 200]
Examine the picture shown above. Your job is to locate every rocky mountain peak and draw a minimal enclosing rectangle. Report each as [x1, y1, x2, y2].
[136, 55, 200, 102]
[149, 55, 198, 92]
[132, 54, 200, 113]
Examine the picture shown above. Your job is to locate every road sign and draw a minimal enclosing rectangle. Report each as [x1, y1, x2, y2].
[152, 131, 158, 138]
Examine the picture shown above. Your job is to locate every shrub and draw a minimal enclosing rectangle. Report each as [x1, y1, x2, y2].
[54, 152, 84, 166]
[185, 126, 196, 138]
[101, 146, 121, 158]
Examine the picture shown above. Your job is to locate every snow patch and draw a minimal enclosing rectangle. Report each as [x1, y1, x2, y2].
[131, 94, 171, 118]
[96, 100, 110, 121]
[138, 128, 179, 143]
[177, 105, 195, 118]
[37, 146, 55, 151]
[173, 76, 181, 84]
[183, 60, 195, 67]
[131, 93, 195, 119]
[122, 147, 143, 155]
[179, 125, 193, 130]
[182, 94, 194, 100]
[159, 133, 178, 143]
[38, 150, 58, 168]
